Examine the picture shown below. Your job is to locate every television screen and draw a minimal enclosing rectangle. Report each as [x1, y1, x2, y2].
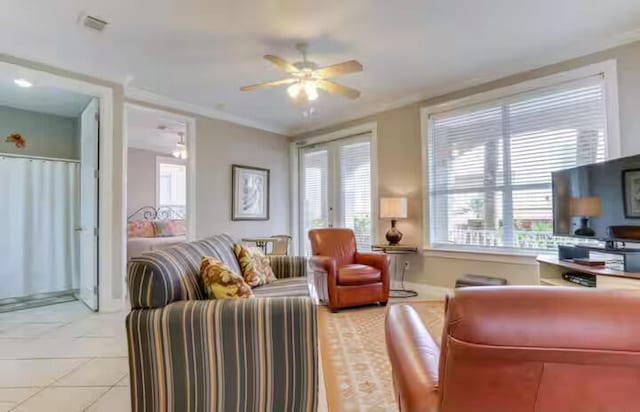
[552, 154, 640, 241]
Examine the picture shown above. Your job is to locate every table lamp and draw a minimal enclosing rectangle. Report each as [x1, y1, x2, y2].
[569, 197, 601, 237]
[380, 197, 408, 245]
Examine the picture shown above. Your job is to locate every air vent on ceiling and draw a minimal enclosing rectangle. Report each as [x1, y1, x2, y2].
[82, 15, 109, 32]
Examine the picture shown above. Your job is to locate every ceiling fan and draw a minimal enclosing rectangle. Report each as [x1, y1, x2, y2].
[240, 43, 363, 102]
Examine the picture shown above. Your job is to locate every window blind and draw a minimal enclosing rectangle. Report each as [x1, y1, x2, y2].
[301, 148, 329, 255]
[428, 75, 607, 251]
[339, 140, 372, 250]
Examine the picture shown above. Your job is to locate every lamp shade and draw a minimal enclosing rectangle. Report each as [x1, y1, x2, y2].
[569, 197, 601, 217]
[380, 197, 408, 219]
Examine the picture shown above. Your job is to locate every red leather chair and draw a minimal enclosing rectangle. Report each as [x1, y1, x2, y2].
[386, 286, 640, 412]
[309, 228, 389, 311]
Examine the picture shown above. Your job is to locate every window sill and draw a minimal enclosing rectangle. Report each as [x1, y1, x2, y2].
[422, 245, 544, 265]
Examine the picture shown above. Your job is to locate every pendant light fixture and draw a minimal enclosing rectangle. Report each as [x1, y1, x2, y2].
[172, 131, 187, 160]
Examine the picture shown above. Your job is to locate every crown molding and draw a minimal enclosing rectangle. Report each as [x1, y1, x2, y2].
[125, 87, 288, 136]
[288, 28, 640, 136]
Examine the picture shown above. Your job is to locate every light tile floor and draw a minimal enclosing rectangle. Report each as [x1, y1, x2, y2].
[0, 281, 448, 411]
[0, 301, 129, 412]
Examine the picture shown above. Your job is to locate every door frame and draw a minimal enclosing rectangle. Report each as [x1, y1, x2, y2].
[290, 122, 378, 254]
[0, 61, 115, 311]
[122, 103, 197, 293]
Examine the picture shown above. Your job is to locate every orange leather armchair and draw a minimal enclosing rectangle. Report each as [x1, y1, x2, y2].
[309, 228, 389, 311]
[386, 286, 640, 412]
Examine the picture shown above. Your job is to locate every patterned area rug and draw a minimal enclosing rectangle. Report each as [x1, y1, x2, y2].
[318, 301, 445, 412]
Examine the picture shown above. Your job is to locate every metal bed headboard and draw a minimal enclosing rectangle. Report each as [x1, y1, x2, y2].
[127, 206, 185, 221]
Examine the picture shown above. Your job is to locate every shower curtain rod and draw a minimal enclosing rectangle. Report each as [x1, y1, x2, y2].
[0, 152, 80, 164]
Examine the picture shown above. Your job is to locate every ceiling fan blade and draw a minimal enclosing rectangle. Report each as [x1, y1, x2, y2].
[240, 78, 296, 91]
[316, 80, 361, 99]
[314, 60, 363, 79]
[264, 55, 300, 74]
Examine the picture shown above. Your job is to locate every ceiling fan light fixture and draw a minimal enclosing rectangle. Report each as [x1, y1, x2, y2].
[304, 81, 318, 101]
[287, 82, 302, 99]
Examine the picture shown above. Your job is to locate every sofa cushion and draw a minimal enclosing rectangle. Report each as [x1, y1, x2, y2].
[200, 256, 254, 299]
[338, 264, 381, 286]
[252, 278, 310, 298]
[128, 234, 242, 309]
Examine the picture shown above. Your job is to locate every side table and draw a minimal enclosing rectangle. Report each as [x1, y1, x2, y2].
[371, 244, 419, 298]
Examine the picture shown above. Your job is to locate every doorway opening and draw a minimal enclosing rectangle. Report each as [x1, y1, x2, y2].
[0, 76, 100, 312]
[124, 105, 195, 273]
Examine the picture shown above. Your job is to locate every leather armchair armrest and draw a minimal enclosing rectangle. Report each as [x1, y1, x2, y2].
[309, 256, 337, 283]
[385, 304, 440, 412]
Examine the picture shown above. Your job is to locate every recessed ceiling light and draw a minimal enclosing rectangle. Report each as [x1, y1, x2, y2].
[14, 78, 32, 88]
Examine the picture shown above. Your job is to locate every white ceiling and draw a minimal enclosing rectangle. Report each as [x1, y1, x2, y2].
[127, 106, 186, 154]
[0, 77, 91, 117]
[3, 0, 640, 135]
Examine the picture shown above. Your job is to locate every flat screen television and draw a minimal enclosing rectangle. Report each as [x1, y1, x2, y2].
[552, 154, 640, 242]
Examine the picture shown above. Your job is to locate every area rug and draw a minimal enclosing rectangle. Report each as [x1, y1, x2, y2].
[318, 301, 445, 412]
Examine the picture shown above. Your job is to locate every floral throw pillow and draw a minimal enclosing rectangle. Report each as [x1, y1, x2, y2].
[127, 221, 156, 238]
[200, 256, 254, 299]
[153, 220, 186, 237]
[234, 244, 278, 287]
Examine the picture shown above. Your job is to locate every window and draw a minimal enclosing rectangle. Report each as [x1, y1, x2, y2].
[156, 158, 186, 219]
[426, 69, 617, 252]
[299, 133, 373, 255]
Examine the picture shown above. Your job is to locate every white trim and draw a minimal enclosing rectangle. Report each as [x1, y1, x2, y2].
[289, 143, 300, 253]
[420, 60, 621, 252]
[126, 87, 286, 136]
[124, 103, 198, 242]
[0, 61, 119, 312]
[290, 122, 379, 254]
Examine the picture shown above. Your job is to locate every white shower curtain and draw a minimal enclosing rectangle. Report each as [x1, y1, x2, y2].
[0, 156, 79, 300]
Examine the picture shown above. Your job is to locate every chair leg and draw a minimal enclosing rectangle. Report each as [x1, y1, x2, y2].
[380, 301, 388, 307]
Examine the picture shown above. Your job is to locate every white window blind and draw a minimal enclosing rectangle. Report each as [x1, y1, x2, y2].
[428, 75, 608, 251]
[339, 140, 372, 250]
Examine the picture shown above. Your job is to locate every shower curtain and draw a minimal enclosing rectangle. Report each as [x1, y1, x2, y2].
[0, 156, 79, 300]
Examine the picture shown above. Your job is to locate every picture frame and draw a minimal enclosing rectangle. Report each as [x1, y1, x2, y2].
[623, 169, 640, 218]
[232, 165, 270, 221]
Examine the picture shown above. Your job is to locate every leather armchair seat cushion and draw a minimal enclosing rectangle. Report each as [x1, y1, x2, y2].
[338, 264, 381, 286]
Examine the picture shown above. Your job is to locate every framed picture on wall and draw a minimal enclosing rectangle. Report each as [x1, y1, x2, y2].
[623, 169, 640, 218]
[232, 165, 270, 221]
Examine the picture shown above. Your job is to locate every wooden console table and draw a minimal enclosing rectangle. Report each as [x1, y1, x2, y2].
[537, 255, 640, 290]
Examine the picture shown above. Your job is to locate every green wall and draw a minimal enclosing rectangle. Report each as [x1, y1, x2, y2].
[0, 105, 78, 159]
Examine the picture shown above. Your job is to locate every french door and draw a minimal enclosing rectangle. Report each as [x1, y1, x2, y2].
[299, 134, 373, 255]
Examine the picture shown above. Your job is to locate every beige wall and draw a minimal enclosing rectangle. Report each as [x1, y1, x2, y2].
[126, 100, 291, 241]
[126, 148, 165, 216]
[297, 41, 640, 288]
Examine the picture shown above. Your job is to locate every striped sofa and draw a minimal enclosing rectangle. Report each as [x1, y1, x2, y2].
[126, 234, 318, 412]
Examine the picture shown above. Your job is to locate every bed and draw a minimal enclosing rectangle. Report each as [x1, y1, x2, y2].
[127, 206, 187, 260]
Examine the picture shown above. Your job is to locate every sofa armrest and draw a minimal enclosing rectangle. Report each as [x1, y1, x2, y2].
[385, 304, 440, 412]
[126, 297, 318, 412]
[268, 255, 307, 279]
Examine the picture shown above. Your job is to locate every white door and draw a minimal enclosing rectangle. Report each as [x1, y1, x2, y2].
[299, 135, 373, 255]
[77, 98, 99, 311]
